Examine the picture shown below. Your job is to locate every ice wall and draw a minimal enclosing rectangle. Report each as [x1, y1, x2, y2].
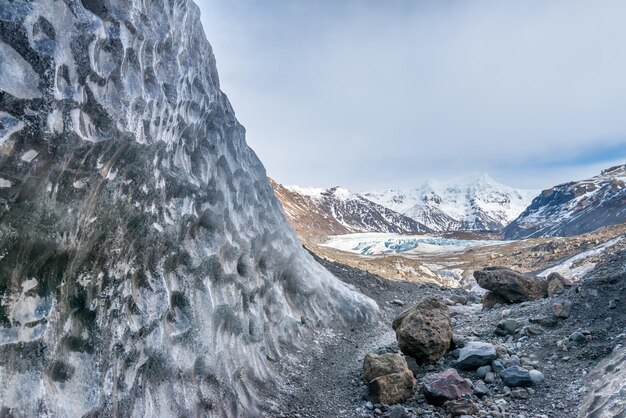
[0, 1, 376, 416]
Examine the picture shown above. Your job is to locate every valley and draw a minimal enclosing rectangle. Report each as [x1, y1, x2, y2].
[271, 166, 626, 418]
[0, 1, 624, 417]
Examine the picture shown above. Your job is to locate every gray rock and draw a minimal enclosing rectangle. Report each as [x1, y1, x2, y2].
[570, 332, 587, 343]
[450, 294, 468, 305]
[474, 381, 490, 397]
[492, 359, 505, 374]
[484, 372, 496, 383]
[529, 370, 545, 385]
[477, 365, 492, 378]
[388, 405, 408, 418]
[392, 299, 405, 306]
[456, 342, 497, 370]
[494, 319, 520, 336]
[525, 326, 544, 336]
[504, 357, 521, 369]
[500, 366, 533, 387]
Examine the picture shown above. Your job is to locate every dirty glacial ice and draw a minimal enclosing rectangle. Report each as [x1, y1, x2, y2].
[0, 1, 376, 416]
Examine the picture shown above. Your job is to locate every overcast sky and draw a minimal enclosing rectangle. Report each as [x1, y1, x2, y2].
[196, 0, 626, 191]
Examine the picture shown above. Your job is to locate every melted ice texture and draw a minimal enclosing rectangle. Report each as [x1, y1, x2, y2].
[0, 1, 375, 417]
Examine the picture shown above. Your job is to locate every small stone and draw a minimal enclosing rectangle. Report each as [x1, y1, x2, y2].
[503, 386, 512, 395]
[569, 332, 586, 343]
[547, 277, 565, 297]
[484, 372, 496, 383]
[445, 398, 479, 417]
[392, 299, 405, 306]
[525, 326, 544, 336]
[529, 370, 544, 385]
[368, 370, 415, 404]
[422, 368, 473, 406]
[388, 404, 408, 418]
[503, 357, 521, 369]
[495, 344, 509, 359]
[530, 316, 559, 327]
[511, 388, 529, 399]
[494, 319, 520, 336]
[477, 365, 492, 378]
[500, 366, 533, 387]
[450, 294, 467, 305]
[456, 342, 497, 370]
[552, 302, 572, 319]
[492, 359, 505, 374]
[526, 387, 535, 396]
[374, 408, 382, 415]
[366, 401, 374, 410]
[474, 381, 490, 397]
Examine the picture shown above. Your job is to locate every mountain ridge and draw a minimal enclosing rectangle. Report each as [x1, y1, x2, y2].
[503, 164, 626, 239]
[271, 179, 431, 243]
[272, 174, 538, 238]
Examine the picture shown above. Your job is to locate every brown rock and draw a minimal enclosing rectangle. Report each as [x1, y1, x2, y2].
[474, 267, 548, 303]
[548, 271, 574, 287]
[392, 297, 453, 364]
[547, 277, 565, 297]
[363, 353, 410, 384]
[368, 370, 415, 405]
[445, 398, 480, 417]
[482, 291, 509, 309]
[553, 301, 572, 319]
[422, 368, 473, 406]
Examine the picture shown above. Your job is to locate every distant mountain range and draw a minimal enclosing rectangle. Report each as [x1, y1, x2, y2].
[503, 164, 626, 239]
[362, 174, 539, 232]
[271, 174, 537, 241]
[272, 165, 626, 242]
[270, 179, 430, 243]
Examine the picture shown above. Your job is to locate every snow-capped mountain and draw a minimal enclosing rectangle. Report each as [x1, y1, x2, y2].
[362, 174, 539, 232]
[271, 179, 431, 243]
[503, 165, 626, 239]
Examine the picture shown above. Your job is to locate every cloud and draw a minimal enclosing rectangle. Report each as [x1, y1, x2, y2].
[196, 0, 626, 190]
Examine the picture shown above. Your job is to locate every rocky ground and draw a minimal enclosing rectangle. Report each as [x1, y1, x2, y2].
[308, 223, 626, 288]
[279, 240, 626, 418]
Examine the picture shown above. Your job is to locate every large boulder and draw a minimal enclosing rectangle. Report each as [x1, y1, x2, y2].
[474, 267, 548, 303]
[422, 368, 473, 406]
[368, 370, 416, 405]
[392, 297, 453, 364]
[363, 353, 410, 384]
[456, 342, 497, 370]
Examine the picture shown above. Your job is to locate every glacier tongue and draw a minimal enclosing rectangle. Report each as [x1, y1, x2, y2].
[0, 1, 376, 416]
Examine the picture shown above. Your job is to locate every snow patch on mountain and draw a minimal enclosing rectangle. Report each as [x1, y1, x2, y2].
[503, 165, 626, 239]
[362, 173, 539, 232]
